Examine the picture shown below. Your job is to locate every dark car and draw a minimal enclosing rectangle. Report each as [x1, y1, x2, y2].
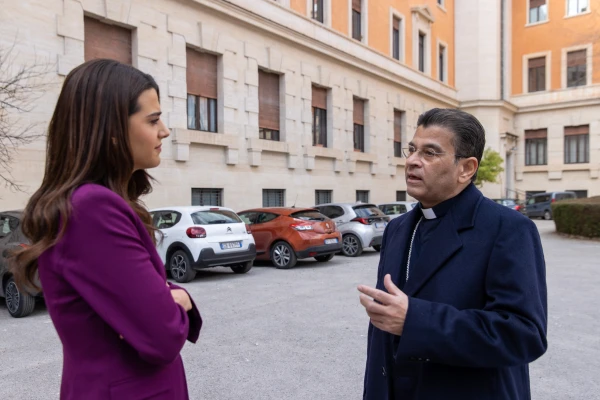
[0, 210, 38, 318]
[492, 198, 520, 211]
[523, 191, 577, 220]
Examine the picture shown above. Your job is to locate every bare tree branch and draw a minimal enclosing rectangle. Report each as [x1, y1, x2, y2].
[0, 38, 54, 193]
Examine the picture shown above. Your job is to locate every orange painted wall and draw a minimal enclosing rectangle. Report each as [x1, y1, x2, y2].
[328, 0, 454, 86]
[512, 0, 600, 95]
[290, 0, 306, 15]
[331, 0, 349, 34]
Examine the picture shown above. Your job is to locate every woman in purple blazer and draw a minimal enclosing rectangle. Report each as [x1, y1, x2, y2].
[11, 59, 202, 399]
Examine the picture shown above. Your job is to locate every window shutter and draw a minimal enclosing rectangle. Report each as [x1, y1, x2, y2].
[353, 98, 365, 125]
[564, 125, 589, 136]
[567, 50, 586, 67]
[528, 57, 545, 69]
[394, 111, 402, 142]
[84, 17, 132, 65]
[525, 129, 547, 139]
[393, 17, 400, 30]
[312, 86, 327, 110]
[186, 49, 218, 99]
[352, 0, 362, 12]
[530, 0, 545, 8]
[259, 71, 280, 131]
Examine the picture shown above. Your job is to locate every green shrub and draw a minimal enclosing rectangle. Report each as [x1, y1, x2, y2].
[552, 196, 600, 238]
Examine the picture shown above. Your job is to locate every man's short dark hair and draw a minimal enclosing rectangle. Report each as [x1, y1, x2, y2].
[416, 108, 486, 182]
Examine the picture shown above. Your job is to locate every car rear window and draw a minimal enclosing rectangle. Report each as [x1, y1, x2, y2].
[353, 205, 385, 217]
[191, 210, 242, 225]
[290, 210, 327, 221]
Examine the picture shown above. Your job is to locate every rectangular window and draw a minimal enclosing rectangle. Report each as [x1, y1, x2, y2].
[356, 190, 369, 203]
[312, 86, 328, 147]
[528, 56, 546, 92]
[392, 17, 401, 60]
[567, 0, 588, 16]
[567, 49, 587, 87]
[439, 45, 446, 82]
[259, 70, 280, 141]
[437, 0, 444, 5]
[353, 98, 365, 152]
[529, 0, 548, 23]
[564, 125, 589, 164]
[524, 129, 548, 166]
[352, 0, 362, 40]
[315, 190, 332, 205]
[263, 189, 285, 207]
[312, 0, 324, 22]
[191, 188, 223, 206]
[84, 17, 132, 65]
[186, 49, 218, 132]
[396, 191, 407, 201]
[418, 33, 425, 72]
[567, 190, 588, 198]
[393, 110, 403, 158]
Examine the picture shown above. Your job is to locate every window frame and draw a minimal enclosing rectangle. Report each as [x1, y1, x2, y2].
[191, 188, 223, 206]
[262, 189, 286, 207]
[523, 52, 551, 93]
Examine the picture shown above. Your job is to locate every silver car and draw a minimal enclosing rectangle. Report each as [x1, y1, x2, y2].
[378, 201, 418, 220]
[313, 203, 389, 257]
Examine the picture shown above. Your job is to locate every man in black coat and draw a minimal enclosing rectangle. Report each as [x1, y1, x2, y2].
[358, 108, 547, 400]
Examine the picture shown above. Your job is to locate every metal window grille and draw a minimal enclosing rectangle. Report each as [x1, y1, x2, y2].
[263, 189, 285, 207]
[396, 191, 407, 201]
[191, 188, 223, 206]
[315, 190, 332, 205]
[356, 190, 369, 203]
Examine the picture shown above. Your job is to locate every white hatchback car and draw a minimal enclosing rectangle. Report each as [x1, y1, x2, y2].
[150, 206, 257, 283]
[377, 201, 419, 220]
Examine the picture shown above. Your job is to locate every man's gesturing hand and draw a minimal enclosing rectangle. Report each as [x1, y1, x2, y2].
[358, 274, 409, 336]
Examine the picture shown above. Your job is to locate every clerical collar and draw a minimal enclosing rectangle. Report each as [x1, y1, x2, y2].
[418, 184, 474, 220]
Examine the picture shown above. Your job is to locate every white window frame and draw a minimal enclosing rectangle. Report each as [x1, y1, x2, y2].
[437, 0, 446, 11]
[389, 8, 406, 63]
[565, 0, 590, 18]
[348, 0, 369, 44]
[522, 51, 551, 93]
[306, 0, 332, 26]
[437, 40, 448, 83]
[526, 0, 550, 26]
[561, 43, 593, 88]
[273, 0, 291, 6]
[411, 7, 433, 75]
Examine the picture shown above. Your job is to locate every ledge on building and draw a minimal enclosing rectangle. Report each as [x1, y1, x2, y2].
[171, 128, 239, 164]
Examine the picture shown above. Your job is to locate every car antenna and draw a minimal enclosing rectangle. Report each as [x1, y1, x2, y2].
[292, 194, 298, 208]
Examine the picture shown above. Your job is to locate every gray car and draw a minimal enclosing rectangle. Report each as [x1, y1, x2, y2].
[523, 191, 577, 220]
[0, 210, 38, 318]
[313, 203, 389, 257]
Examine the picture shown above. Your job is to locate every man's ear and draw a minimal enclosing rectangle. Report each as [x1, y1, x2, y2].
[458, 157, 478, 184]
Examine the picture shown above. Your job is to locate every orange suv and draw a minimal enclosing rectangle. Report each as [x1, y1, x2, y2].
[237, 207, 342, 269]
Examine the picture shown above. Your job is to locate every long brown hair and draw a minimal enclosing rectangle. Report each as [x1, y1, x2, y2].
[11, 59, 161, 291]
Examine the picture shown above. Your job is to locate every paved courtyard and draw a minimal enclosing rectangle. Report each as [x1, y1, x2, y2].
[0, 220, 598, 399]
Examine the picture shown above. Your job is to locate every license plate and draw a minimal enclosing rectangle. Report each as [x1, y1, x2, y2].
[220, 241, 242, 250]
[375, 223, 387, 228]
[324, 238, 339, 245]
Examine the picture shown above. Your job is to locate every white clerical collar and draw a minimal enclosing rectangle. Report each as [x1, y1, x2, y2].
[421, 208, 437, 220]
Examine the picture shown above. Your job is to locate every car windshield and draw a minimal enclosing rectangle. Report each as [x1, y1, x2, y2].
[290, 210, 327, 221]
[191, 210, 242, 225]
[353, 205, 384, 217]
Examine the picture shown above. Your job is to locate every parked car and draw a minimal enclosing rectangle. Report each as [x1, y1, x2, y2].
[378, 201, 418, 219]
[150, 206, 256, 283]
[0, 210, 38, 318]
[491, 198, 519, 211]
[523, 191, 577, 220]
[237, 207, 342, 269]
[313, 203, 389, 257]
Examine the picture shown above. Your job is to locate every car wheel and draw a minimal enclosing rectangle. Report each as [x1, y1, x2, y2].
[314, 254, 334, 262]
[231, 261, 253, 274]
[373, 245, 381, 252]
[169, 250, 197, 283]
[5, 277, 35, 318]
[543, 210, 552, 220]
[271, 241, 297, 269]
[342, 234, 363, 257]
